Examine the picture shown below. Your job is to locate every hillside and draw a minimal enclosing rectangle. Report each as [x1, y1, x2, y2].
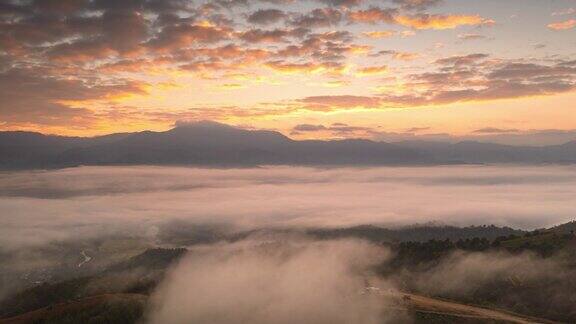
[0, 294, 146, 324]
[1, 222, 575, 323]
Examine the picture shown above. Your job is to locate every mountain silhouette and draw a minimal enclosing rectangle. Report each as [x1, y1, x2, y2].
[1, 121, 575, 169]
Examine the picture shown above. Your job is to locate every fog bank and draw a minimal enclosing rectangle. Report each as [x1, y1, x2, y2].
[1, 165, 576, 251]
[147, 238, 403, 324]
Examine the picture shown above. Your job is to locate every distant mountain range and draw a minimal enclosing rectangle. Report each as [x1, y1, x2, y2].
[1, 121, 576, 169]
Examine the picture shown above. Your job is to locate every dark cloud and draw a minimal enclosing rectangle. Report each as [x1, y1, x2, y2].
[370, 50, 419, 61]
[239, 28, 305, 43]
[247, 8, 287, 25]
[291, 123, 376, 137]
[378, 58, 576, 106]
[348, 7, 398, 24]
[32, 0, 87, 14]
[300, 95, 383, 109]
[293, 124, 327, 131]
[0, 67, 147, 125]
[0, 0, 572, 130]
[147, 24, 231, 50]
[319, 0, 363, 7]
[488, 63, 576, 80]
[274, 31, 355, 62]
[434, 53, 489, 65]
[391, 0, 443, 11]
[405, 127, 430, 133]
[290, 8, 344, 28]
[473, 127, 520, 134]
[91, 0, 192, 13]
[47, 39, 119, 62]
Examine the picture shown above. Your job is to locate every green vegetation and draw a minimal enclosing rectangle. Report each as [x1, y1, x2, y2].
[380, 228, 576, 323]
[1, 224, 575, 323]
[0, 248, 185, 320]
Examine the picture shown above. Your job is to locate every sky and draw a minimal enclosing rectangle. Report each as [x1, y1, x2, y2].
[1, 0, 575, 140]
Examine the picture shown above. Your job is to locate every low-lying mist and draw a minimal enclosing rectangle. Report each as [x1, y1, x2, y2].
[1, 165, 576, 251]
[147, 237, 404, 324]
[146, 236, 576, 323]
[0, 166, 576, 323]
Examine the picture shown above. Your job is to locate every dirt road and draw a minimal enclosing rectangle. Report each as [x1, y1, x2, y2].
[399, 292, 558, 324]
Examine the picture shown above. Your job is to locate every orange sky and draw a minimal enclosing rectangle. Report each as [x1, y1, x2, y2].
[1, 0, 575, 141]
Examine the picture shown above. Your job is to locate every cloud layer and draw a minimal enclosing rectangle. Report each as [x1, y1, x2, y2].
[1, 165, 576, 253]
[1, 0, 574, 134]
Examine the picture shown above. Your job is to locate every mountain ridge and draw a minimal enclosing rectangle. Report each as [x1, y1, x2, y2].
[1, 121, 575, 169]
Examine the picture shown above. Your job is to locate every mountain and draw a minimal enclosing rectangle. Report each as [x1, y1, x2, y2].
[397, 140, 576, 164]
[0, 121, 434, 168]
[1, 121, 575, 169]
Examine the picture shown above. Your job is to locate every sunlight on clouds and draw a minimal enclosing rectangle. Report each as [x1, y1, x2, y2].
[0, 0, 574, 138]
[547, 19, 576, 30]
[395, 14, 493, 30]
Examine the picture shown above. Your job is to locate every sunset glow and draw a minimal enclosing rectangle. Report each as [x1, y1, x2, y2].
[1, 0, 575, 139]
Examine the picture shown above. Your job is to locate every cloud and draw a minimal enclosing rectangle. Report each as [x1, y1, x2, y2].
[2, 165, 576, 319]
[291, 123, 375, 136]
[0, 67, 148, 126]
[290, 8, 344, 28]
[32, 0, 87, 14]
[357, 65, 389, 76]
[147, 24, 231, 50]
[472, 127, 520, 134]
[0, 0, 572, 131]
[348, 9, 493, 30]
[293, 124, 327, 131]
[265, 61, 345, 74]
[47, 39, 120, 63]
[374, 58, 576, 107]
[394, 14, 494, 30]
[363, 30, 415, 39]
[372, 50, 420, 61]
[434, 53, 489, 65]
[247, 9, 287, 25]
[402, 127, 426, 133]
[457, 33, 487, 41]
[348, 7, 398, 24]
[406, 249, 576, 319]
[299, 95, 383, 109]
[551, 8, 575, 16]
[1, 161, 576, 296]
[547, 19, 576, 30]
[239, 28, 307, 43]
[392, 0, 443, 11]
[273, 31, 356, 62]
[319, 0, 363, 7]
[363, 30, 397, 38]
[148, 238, 400, 324]
[2, 165, 576, 308]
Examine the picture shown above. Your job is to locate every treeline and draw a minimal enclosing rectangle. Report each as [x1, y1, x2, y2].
[380, 230, 576, 323]
[309, 224, 524, 243]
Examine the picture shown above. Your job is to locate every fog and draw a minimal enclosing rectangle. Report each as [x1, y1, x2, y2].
[147, 238, 406, 324]
[412, 251, 562, 296]
[146, 237, 576, 324]
[1, 165, 576, 322]
[2, 165, 576, 251]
